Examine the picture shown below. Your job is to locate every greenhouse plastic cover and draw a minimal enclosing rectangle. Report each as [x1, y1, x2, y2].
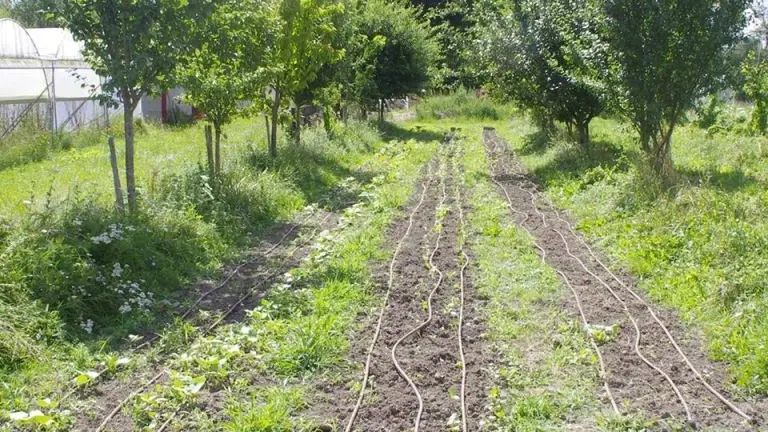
[0, 19, 101, 104]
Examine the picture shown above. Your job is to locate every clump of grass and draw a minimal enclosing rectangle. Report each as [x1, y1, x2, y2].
[415, 88, 515, 121]
[224, 387, 310, 431]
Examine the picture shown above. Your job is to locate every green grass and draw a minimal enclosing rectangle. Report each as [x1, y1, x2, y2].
[0, 118, 260, 216]
[123, 133, 438, 430]
[0, 118, 395, 430]
[453, 121, 606, 430]
[415, 88, 517, 121]
[496, 112, 768, 395]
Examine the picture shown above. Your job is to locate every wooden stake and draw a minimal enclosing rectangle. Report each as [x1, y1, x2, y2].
[108, 136, 125, 212]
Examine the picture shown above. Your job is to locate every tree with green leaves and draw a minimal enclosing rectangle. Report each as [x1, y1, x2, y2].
[178, 0, 275, 176]
[604, 0, 748, 178]
[2, 0, 61, 27]
[477, 0, 606, 148]
[743, 51, 768, 135]
[354, 0, 438, 122]
[423, 0, 481, 90]
[58, 0, 214, 212]
[261, 0, 345, 157]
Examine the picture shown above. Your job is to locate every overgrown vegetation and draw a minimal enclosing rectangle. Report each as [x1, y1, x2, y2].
[0, 120, 389, 426]
[119, 134, 437, 431]
[415, 89, 514, 120]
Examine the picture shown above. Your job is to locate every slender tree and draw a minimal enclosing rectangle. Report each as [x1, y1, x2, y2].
[262, 0, 345, 156]
[604, 0, 748, 178]
[59, 0, 214, 212]
[354, 0, 438, 121]
[178, 0, 274, 176]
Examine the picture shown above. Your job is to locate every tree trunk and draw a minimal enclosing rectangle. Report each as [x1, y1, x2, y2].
[264, 115, 271, 151]
[323, 106, 333, 138]
[205, 125, 215, 178]
[214, 123, 222, 175]
[122, 93, 137, 213]
[652, 132, 677, 182]
[107, 136, 125, 213]
[577, 121, 590, 151]
[378, 99, 385, 123]
[292, 105, 301, 146]
[270, 89, 281, 158]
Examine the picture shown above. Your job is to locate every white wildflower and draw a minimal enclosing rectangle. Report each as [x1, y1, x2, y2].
[80, 319, 94, 334]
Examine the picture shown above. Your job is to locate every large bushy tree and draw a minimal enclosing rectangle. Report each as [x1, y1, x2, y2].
[354, 0, 438, 121]
[604, 0, 749, 178]
[477, 0, 606, 148]
[58, 0, 214, 212]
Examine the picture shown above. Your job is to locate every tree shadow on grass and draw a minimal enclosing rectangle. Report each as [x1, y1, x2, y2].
[518, 129, 556, 156]
[378, 121, 445, 143]
[248, 143, 378, 212]
[677, 167, 762, 193]
[528, 137, 630, 185]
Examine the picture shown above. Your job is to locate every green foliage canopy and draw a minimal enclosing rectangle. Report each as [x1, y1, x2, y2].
[604, 0, 749, 177]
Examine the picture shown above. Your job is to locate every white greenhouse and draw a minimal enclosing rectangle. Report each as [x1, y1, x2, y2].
[0, 18, 192, 139]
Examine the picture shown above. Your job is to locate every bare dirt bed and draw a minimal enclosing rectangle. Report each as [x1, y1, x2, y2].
[484, 128, 767, 431]
[326, 142, 491, 431]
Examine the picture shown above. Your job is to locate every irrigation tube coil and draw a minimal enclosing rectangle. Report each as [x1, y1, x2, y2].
[499, 127, 753, 424]
[490, 129, 754, 425]
[483, 129, 619, 415]
[496, 134, 694, 422]
[455, 143, 470, 432]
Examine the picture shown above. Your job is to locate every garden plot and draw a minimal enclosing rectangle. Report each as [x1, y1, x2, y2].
[331, 136, 491, 432]
[483, 128, 767, 431]
[69, 206, 340, 431]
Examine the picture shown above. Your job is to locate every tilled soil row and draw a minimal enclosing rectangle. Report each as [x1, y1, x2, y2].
[339, 140, 489, 431]
[74, 208, 341, 432]
[484, 128, 766, 431]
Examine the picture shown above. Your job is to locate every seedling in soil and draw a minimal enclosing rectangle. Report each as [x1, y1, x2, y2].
[586, 324, 621, 345]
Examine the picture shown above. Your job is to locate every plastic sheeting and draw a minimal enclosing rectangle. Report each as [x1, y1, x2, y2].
[0, 19, 100, 104]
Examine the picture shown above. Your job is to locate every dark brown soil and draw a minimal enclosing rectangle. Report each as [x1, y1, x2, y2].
[71, 209, 340, 432]
[484, 128, 767, 431]
[316, 141, 491, 432]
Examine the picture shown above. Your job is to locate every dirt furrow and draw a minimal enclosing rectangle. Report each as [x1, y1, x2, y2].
[483, 128, 766, 431]
[341, 138, 490, 431]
